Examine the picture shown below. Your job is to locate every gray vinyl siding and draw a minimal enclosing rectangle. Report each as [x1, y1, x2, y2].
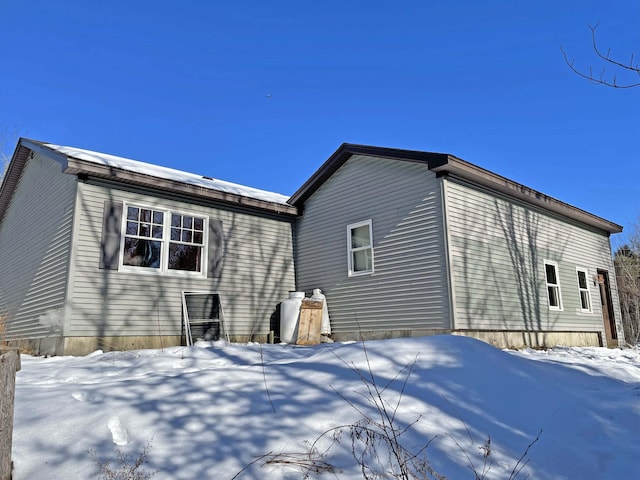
[295, 155, 450, 333]
[444, 178, 621, 333]
[0, 152, 76, 339]
[67, 181, 295, 338]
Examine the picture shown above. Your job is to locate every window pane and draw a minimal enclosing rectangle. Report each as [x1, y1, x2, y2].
[545, 264, 557, 284]
[194, 231, 203, 244]
[153, 211, 164, 224]
[184, 216, 193, 229]
[171, 214, 181, 227]
[126, 221, 137, 235]
[182, 231, 192, 242]
[127, 207, 138, 220]
[194, 218, 203, 231]
[580, 291, 590, 310]
[139, 224, 150, 237]
[168, 244, 201, 272]
[141, 209, 151, 222]
[152, 225, 163, 239]
[578, 271, 587, 289]
[122, 238, 161, 268]
[171, 228, 180, 241]
[548, 286, 559, 307]
[351, 225, 371, 248]
[353, 249, 372, 272]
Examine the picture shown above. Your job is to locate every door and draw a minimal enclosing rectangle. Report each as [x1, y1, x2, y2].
[597, 270, 617, 347]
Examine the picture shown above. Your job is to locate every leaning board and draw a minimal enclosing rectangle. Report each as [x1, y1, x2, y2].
[296, 299, 323, 345]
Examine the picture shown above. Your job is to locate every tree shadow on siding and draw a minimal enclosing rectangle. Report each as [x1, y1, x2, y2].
[211, 211, 294, 343]
[494, 202, 543, 337]
[492, 200, 569, 345]
[69, 187, 191, 353]
[454, 196, 570, 346]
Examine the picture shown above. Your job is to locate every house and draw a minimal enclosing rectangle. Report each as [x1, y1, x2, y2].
[290, 144, 624, 349]
[0, 140, 624, 355]
[0, 139, 297, 355]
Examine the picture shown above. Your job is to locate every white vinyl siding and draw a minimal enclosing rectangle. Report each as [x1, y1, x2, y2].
[296, 155, 450, 334]
[347, 220, 373, 276]
[444, 178, 622, 333]
[0, 152, 76, 340]
[67, 180, 295, 338]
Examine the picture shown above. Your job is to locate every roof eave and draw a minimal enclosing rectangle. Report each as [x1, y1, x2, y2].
[1, 139, 298, 220]
[429, 157, 623, 234]
[288, 143, 448, 205]
[289, 143, 622, 235]
[1, 138, 67, 223]
[64, 157, 299, 216]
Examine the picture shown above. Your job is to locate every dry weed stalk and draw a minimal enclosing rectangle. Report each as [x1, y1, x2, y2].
[236, 339, 541, 479]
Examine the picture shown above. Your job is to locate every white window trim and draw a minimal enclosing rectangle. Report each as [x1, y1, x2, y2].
[544, 260, 563, 311]
[575, 267, 593, 313]
[119, 202, 208, 277]
[347, 219, 374, 277]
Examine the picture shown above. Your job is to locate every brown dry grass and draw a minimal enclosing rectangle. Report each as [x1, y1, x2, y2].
[0, 313, 38, 355]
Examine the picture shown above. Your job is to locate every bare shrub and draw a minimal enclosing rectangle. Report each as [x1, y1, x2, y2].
[243, 340, 540, 479]
[90, 442, 157, 480]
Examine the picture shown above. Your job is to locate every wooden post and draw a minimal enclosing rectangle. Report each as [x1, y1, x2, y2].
[0, 348, 21, 480]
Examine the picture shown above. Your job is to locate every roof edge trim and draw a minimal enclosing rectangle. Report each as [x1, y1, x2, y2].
[289, 143, 622, 235]
[288, 143, 448, 205]
[64, 156, 299, 216]
[430, 156, 623, 234]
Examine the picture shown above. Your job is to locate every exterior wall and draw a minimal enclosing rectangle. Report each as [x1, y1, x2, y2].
[295, 155, 451, 336]
[64, 180, 295, 353]
[443, 178, 623, 345]
[0, 152, 76, 346]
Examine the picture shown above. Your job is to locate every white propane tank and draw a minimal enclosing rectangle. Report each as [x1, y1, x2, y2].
[310, 288, 331, 335]
[280, 291, 305, 343]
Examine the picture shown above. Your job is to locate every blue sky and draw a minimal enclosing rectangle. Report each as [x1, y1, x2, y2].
[1, 1, 638, 244]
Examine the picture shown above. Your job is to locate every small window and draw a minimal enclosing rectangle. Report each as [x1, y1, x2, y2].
[544, 261, 563, 310]
[120, 203, 207, 275]
[347, 220, 374, 276]
[576, 268, 592, 313]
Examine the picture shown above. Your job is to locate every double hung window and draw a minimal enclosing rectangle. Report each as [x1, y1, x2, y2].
[169, 213, 205, 272]
[347, 220, 374, 276]
[122, 204, 206, 275]
[576, 268, 592, 313]
[544, 260, 563, 310]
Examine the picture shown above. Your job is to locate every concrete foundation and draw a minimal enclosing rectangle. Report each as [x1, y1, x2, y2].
[331, 329, 451, 342]
[8, 328, 604, 357]
[328, 328, 603, 349]
[62, 333, 273, 356]
[453, 330, 602, 349]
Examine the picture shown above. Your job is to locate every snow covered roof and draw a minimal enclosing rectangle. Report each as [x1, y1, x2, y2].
[3, 139, 298, 217]
[45, 142, 291, 205]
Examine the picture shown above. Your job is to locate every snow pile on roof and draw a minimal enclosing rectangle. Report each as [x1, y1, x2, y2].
[12, 336, 640, 479]
[45, 143, 291, 205]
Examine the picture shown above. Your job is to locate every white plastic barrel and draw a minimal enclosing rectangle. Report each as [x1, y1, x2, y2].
[280, 291, 305, 343]
[310, 288, 331, 335]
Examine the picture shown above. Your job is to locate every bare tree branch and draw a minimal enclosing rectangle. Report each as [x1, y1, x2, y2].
[562, 22, 640, 89]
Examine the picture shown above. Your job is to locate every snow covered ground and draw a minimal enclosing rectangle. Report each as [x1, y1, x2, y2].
[12, 335, 640, 479]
